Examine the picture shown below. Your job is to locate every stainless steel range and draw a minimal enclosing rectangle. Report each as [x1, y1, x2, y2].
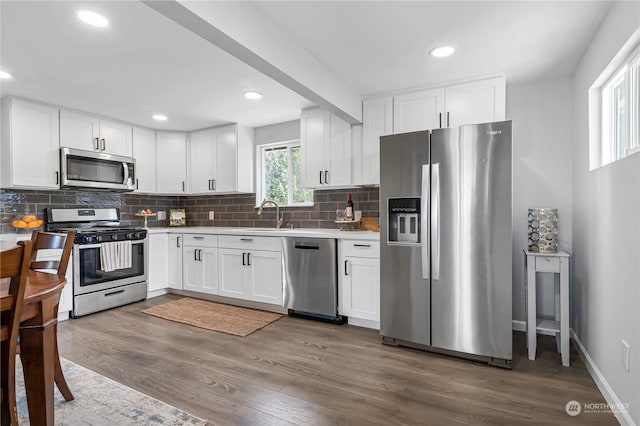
[46, 207, 148, 317]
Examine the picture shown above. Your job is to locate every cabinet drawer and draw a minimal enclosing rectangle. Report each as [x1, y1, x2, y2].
[218, 235, 282, 252]
[182, 234, 218, 248]
[535, 256, 560, 272]
[341, 240, 380, 258]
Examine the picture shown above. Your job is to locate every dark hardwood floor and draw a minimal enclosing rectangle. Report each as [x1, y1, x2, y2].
[57, 295, 616, 425]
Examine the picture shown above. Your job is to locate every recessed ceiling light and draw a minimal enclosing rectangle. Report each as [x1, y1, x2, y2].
[77, 10, 109, 27]
[243, 91, 263, 100]
[0, 70, 12, 79]
[152, 114, 168, 121]
[429, 46, 455, 58]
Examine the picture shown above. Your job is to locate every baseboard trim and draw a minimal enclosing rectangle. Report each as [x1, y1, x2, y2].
[570, 330, 635, 426]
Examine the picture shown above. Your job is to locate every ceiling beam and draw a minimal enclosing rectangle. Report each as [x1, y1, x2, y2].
[143, 0, 362, 124]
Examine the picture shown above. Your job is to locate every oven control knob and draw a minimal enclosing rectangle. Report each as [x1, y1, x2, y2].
[135, 232, 145, 239]
[111, 234, 118, 241]
[84, 236, 94, 244]
[95, 235, 103, 242]
[125, 233, 134, 239]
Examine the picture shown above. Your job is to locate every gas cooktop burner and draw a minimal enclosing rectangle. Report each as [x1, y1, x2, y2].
[70, 228, 147, 245]
[45, 207, 147, 244]
[59, 227, 142, 234]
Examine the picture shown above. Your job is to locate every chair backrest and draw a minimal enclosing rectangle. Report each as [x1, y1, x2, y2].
[29, 231, 75, 279]
[0, 240, 32, 343]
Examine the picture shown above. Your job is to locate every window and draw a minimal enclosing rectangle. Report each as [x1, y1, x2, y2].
[590, 33, 640, 169]
[256, 141, 313, 207]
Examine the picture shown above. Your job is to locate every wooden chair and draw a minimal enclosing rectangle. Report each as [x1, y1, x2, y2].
[28, 231, 76, 403]
[1, 240, 33, 425]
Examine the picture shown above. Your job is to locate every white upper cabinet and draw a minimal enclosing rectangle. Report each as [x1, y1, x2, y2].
[356, 76, 506, 185]
[300, 107, 352, 189]
[393, 76, 506, 133]
[132, 127, 156, 193]
[156, 131, 188, 194]
[189, 124, 254, 195]
[1, 98, 60, 189]
[393, 88, 445, 133]
[60, 110, 132, 156]
[444, 76, 506, 127]
[358, 96, 393, 185]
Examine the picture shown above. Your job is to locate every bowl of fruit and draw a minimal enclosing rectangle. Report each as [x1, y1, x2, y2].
[135, 209, 156, 228]
[12, 215, 43, 232]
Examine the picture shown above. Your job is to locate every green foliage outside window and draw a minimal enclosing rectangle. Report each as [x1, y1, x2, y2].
[262, 143, 313, 206]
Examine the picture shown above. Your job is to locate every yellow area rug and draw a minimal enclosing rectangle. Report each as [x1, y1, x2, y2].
[142, 297, 283, 337]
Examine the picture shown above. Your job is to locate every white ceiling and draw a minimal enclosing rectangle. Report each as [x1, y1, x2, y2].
[0, 1, 612, 131]
[0, 1, 313, 130]
[252, 1, 613, 95]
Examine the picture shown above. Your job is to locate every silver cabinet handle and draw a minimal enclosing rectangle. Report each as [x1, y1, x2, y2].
[176, 236, 181, 248]
[194, 249, 198, 261]
[240, 238, 253, 242]
[193, 236, 204, 240]
[353, 244, 370, 248]
[446, 112, 450, 127]
[247, 252, 251, 266]
[324, 170, 329, 184]
[439, 113, 442, 129]
[212, 179, 216, 190]
[55, 171, 59, 185]
[100, 138, 106, 151]
[182, 181, 185, 192]
[136, 178, 139, 190]
[344, 260, 349, 275]
[198, 249, 202, 262]
[319, 170, 323, 184]
[94, 137, 100, 150]
[242, 252, 246, 265]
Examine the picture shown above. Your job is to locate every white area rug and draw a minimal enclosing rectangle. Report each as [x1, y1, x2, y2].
[16, 357, 208, 425]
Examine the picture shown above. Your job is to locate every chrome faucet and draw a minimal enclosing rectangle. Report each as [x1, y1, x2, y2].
[257, 199, 284, 229]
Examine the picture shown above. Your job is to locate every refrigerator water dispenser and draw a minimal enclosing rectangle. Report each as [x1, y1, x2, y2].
[387, 198, 421, 244]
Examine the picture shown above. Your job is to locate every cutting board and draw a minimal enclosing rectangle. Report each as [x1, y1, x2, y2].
[359, 217, 379, 232]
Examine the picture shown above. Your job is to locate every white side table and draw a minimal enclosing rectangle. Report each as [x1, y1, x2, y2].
[523, 249, 571, 367]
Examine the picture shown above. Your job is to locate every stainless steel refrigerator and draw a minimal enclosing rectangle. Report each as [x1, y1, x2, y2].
[379, 121, 512, 368]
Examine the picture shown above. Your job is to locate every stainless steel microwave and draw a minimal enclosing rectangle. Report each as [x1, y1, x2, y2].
[60, 147, 136, 191]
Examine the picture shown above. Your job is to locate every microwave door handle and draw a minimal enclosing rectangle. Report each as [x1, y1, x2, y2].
[421, 164, 429, 280]
[123, 162, 129, 185]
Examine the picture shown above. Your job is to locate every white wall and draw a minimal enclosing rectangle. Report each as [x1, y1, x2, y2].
[572, 2, 640, 424]
[506, 78, 573, 322]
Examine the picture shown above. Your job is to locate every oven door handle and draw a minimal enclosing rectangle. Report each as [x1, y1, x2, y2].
[77, 244, 102, 249]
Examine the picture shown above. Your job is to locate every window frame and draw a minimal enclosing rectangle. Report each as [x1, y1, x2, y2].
[589, 31, 640, 170]
[629, 49, 640, 154]
[255, 140, 313, 208]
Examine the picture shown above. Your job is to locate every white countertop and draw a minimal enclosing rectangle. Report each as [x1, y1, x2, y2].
[0, 227, 380, 243]
[146, 226, 380, 241]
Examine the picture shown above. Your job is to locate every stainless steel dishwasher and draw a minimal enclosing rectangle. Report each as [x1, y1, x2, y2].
[282, 237, 341, 323]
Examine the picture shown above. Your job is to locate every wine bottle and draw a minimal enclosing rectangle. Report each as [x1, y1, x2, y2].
[345, 193, 354, 220]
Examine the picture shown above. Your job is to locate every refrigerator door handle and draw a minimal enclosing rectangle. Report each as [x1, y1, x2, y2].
[432, 163, 440, 280]
[421, 164, 430, 279]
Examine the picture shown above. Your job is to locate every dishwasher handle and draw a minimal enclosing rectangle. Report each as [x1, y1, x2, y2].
[294, 242, 320, 250]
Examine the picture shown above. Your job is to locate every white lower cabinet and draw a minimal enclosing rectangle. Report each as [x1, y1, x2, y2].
[340, 240, 380, 329]
[218, 236, 282, 306]
[182, 234, 219, 295]
[248, 250, 282, 305]
[148, 233, 169, 293]
[168, 234, 183, 290]
[219, 248, 247, 299]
